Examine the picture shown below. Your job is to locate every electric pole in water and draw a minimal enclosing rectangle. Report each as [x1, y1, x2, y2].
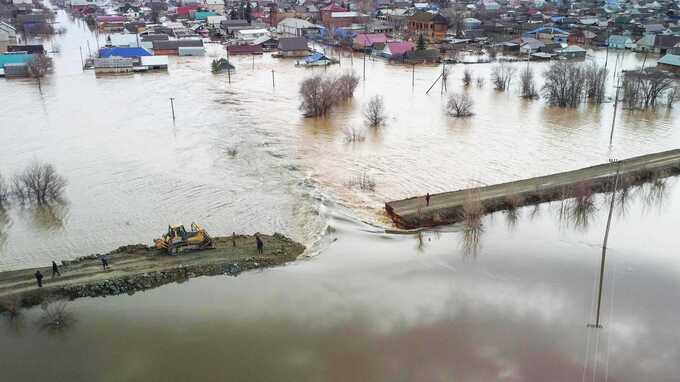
[609, 73, 622, 145]
[169, 97, 176, 121]
[588, 159, 621, 329]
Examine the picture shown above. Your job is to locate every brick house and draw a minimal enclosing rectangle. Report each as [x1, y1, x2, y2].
[407, 12, 448, 42]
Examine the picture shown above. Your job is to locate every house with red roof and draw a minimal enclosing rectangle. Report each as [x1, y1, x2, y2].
[320, 4, 347, 25]
[353, 33, 388, 50]
[381, 41, 415, 59]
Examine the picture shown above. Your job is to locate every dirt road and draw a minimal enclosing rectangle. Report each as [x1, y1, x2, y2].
[0, 233, 305, 311]
[386, 149, 680, 229]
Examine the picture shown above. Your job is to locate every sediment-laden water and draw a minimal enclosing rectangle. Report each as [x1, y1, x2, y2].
[1, 8, 679, 381]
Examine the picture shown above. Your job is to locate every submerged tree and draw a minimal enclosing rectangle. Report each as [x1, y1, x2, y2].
[364, 95, 386, 128]
[583, 62, 608, 104]
[12, 162, 67, 205]
[27, 54, 51, 92]
[299, 73, 360, 117]
[622, 69, 676, 110]
[490, 63, 516, 91]
[336, 72, 360, 100]
[446, 93, 474, 117]
[541, 62, 586, 107]
[0, 173, 9, 209]
[519, 66, 538, 98]
[462, 68, 472, 87]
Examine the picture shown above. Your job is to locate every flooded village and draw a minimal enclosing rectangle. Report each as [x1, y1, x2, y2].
[1, 0, 680, 380]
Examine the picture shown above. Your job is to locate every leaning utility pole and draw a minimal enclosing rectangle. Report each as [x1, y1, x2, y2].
[169, 97, 176, 121]
[589, 159, 621, 329]
[609, 74, 622, 145]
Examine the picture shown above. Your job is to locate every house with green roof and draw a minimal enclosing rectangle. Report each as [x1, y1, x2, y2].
[658, 53, 680, 73]
[0, 53, 33, 77]
[634, 34, 655, 52]
[193, 11, 218, 21]
[608, 35, 634, 49]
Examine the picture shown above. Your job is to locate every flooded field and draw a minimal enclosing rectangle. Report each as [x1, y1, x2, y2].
[1, 8, 680, 381]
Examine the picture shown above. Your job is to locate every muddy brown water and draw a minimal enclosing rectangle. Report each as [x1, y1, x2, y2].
[1, 9, 680, 381]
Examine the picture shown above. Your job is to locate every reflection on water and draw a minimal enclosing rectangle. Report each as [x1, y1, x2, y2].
[36, 301, 76, 336]
[3, 179, 680, 381]
[19, 203, 69, 232]
[0, 209, 9, 250]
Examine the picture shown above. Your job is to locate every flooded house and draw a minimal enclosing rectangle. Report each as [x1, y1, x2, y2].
[353, 33, 388, 51]
[276, 18, 317, 37]
[275, 37, 310, 57]
[607, 35, 634, 49]
[381, 41, 415, 60]
[0, 52, 33, 77]
[0, 22, 17, 52]
[96, 15, 126, 32]
[152, 39, 204, 55]
[407, 12, 448, 42]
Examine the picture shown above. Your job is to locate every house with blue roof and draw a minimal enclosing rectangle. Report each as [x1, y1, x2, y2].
[524, 27, 569, 43]
[99, 47, 152, 58]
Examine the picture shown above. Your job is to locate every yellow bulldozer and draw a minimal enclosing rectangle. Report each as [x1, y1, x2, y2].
[154, 223, 214, 255]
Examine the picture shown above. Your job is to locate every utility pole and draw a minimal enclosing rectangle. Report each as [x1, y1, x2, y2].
[363, 51, 366, 81]
[169, 97, 176, 121]
[609, 73, 622, 145]
[79, 46, 84, 70]
[227, 68, 231, 84]
[271, 70, 275, 88]
[589, 159, 621, 329]
[412, 64, 415, 88]
[604, 29, 610, 71]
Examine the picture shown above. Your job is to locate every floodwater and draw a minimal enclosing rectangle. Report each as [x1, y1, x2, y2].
[2, 178, 679, 381]
[1, 8, 680, 381]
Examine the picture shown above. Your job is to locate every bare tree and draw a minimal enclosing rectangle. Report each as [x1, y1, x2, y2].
[299, 75, 336, 117]
[519, 66, 538, 98]
[583, 62, 608, 104]
[27, 54, 51, 91]
[343, 126, 366, 142]
[299, 73, 360, 117]
[347, 173, 376, 191]
[622, 69, 675, 110]
[475, 76, 484, 88]
[443, 7, 464, 36]
[541, 62, 586, 107]
[0, 173, 9, 209]
[490, 63, 516, 91]
[486, 46, 497, 61]
[462, 68, 472, 87]
[12, 162, 67, 205]
[363, 95, 386, 128]
[336, 72, 360, 101]
[666, 85, 679, 108]
[446, 93, 474, 117]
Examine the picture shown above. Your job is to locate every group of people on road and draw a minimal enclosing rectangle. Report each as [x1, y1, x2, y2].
[32, 236, 266, 288]
[33, 257, 111, 288]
